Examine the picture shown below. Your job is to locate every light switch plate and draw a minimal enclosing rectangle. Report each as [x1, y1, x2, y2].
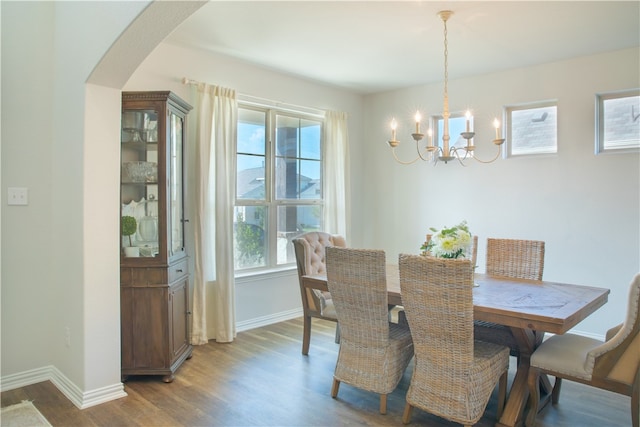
[8, 187, 28, 205]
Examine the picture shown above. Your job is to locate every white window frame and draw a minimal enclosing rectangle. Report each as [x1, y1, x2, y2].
[595, 89, 640, 154]
[505, 100, 558, 157]
[235, 101, 325, 273]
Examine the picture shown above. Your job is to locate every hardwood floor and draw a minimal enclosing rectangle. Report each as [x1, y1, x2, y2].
[1, 317, 632, 426]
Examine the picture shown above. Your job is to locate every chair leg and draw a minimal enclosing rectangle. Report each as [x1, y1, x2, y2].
[631, 371, 639, 427]
[331, 378, 340, 398]
[302, 315, 311, 355]
[497, 371, 508, 419]
[379, 394, 387, 415]
[334, 323, 341, 344]
[551, 377, 562, 404]
[525, 367, 541, 427]
[402, 402, 413, 424]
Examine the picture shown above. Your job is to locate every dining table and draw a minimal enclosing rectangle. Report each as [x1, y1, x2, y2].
[301, 265, 610, 427]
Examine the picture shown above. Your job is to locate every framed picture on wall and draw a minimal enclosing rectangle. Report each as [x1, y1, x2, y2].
[595, 89, 640, 154]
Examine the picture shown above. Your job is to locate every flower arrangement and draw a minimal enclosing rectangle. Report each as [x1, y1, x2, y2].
[420, 220, 472, 259]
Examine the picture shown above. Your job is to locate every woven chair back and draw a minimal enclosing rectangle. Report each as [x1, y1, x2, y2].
[486, 238, 545, 281]
[326, 247, 389, 345]
[399, 254, 475, 372]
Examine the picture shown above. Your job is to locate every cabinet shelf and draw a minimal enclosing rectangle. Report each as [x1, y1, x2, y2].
[121, 141, 158, 151]
[121, 180, 159, 185]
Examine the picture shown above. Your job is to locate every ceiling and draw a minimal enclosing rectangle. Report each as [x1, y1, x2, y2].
[165, 1, 640, 95]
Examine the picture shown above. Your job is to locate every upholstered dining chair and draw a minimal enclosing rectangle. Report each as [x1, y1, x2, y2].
[399, 254, 509, 426]
[526, 273, 640, 427]
[474, 238, 546, 358]
[326, 247, 414, 415]
[292, 232, 346, 355]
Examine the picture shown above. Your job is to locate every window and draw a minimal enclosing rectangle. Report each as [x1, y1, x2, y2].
[596, 89, 640, 154]
[506, 101, 557, 156]
[431, 112, 472, 150]
[234, 105, 324, 272]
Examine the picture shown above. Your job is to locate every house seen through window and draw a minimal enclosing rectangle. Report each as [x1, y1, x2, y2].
[235, 105, 324, 272]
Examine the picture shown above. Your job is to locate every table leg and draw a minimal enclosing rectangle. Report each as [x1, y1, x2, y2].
[496, 327, 550, 427]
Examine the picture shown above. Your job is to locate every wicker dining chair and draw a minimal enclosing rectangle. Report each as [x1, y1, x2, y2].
[292, 232, 346, 355]
[474, 238, 546, 358]
[399, 254, 509, 426]
[526, 273, 640, 427]
[326, 247, 414, 415]
[397, 233, 480, 327]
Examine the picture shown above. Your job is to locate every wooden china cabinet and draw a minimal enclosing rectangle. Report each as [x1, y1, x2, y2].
[120, 91, 193, 383]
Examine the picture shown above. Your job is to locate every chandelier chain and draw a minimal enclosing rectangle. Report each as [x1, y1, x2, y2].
[443, 18, 448, 103]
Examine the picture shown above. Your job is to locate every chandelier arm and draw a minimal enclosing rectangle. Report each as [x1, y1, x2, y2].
[450, 148, 468, 166]
[453, 147, 473, 161]
[390, 148, 428, 165]
[471, 147, 503, 164]
[416, 144, 436, 162]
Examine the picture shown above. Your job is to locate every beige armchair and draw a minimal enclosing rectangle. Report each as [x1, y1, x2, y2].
[526, 273, 640, 427]
[326, 247, 414, 415]
[292, 232, 346, 355]
[399, 254, 509, 426]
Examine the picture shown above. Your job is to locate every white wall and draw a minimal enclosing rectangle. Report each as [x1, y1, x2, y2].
[123, 42, 364, 328]
[1, 0, 204, 407]
[359, 48, 640, 337]
[1, 0, 149, 395]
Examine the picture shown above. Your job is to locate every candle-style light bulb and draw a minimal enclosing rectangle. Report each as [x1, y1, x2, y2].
[390, 118, 397, 141]
[493, 118, 501, 139]
[414, 111, 422, 134]
[465, 110, 471, 132]
[427, 128, 433, 147]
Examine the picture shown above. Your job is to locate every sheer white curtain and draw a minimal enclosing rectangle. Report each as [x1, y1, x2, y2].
[324, 111, 350, 239]
[192, 83, 237, 344]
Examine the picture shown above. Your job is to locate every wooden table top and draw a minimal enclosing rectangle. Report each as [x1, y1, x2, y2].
[302, 264, 610, 335]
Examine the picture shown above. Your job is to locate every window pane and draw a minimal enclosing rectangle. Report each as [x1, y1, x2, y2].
[238, 109, 265, 155]
[509, 105, 557, 155]
[275, 114, 322, 200]
[277, 205, 322, 264]
[237, 154, 265, 200]
[275, 158, 321, 199]
[234, 206, 267, 270]
[601, 94, 640, 151]
[237, 108, 266, 200]
[300, 119, 321, 160]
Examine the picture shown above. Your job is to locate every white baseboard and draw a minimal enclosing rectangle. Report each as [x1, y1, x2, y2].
[236, 308, 303, 332]
[0, 365, 127, 409]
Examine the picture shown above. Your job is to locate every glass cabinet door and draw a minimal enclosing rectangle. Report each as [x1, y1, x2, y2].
[169, 111, 184, 257]
[121, 109, 160, 259]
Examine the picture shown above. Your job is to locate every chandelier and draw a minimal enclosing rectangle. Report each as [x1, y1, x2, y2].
[387, 10, 505, 165]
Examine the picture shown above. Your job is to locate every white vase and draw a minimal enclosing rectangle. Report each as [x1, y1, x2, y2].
[138, 216, 158, 242]
[124, 246, 140, 257]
